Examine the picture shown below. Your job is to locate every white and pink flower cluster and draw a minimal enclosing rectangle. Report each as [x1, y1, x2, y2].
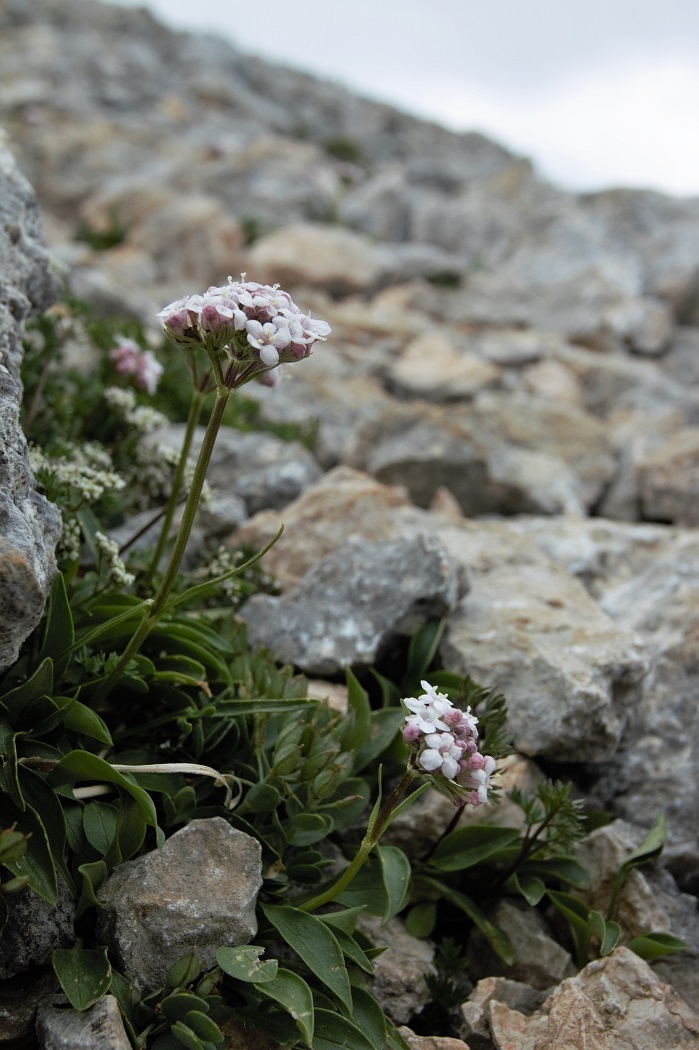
[109, 337, 164, 395]
[402, 681, 497, 806]
[157, 277, 330, 381]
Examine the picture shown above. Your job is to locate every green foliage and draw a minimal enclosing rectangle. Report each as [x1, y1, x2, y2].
[74, 210, 129, 251]
[322, 137, 365, 165]
[546, 813, 688, 968]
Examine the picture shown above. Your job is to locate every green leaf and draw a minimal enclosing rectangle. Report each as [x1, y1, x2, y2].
[168, 1021, 204, 1050]
[262, 904, 352, 1010]
[608, 814, 667, 920]
[429, 825, 521, 871]
[600, 920, 621, 956]
[48, 751, 158, 827]
[242, 783, 282, 815]
[287, 812, 334, 846]
[518, 856, 593, 890]
[405, 902, 437, 938]
[512, 874, 546, 906]
[404, 620, 444, 686]
[212, 697, 317, 717]
[216, 945, 278, 983]
[75, 860, 108, 919]
[115, 792, 147, 863]
[252, 966, 314, 1046]
[166, 954, 202, 989]
[313, 1008, 376, 1050]
[377, 845, 411, 922]
[16, 765, 73, 892]
[385, 1023, 413, 1050]
[324, 926, 374, 973]
[384, 780, 431, 826]
[183, 1011, 222, 1043]
[422, 877, 513, 965]
[546, 889, 589, 964]
[354, 709, 404, 773]
[56, 697, 113, 746]
[340, 669, 372, 752]
[1, 657, 53, 721]
[83, 801, 118, 855]
[336, 858, 390, 918]
[1, 795, 58, 904]
[36, 572, 74, 668]
[319, 906, 365, 935]
[161, 993, 210, 1023]
[627, 931, 689, 961]
[348, 987, 389, 1050]
[53, 944, 112, 1011]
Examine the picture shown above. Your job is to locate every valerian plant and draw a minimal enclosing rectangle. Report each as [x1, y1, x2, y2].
[0, 279, 687, 1049]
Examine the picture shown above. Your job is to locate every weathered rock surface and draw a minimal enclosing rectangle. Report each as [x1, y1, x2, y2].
[96, 818, 262, 992]
[35, 994, 131, 1050]
[467, 899, 576, 991]
[151, 424, 323, 516]
[472, 947, 699, 1050]
[357, 914, 436, 1025]
[0, 141, 62, 670]
[242, 532, 465, 674]
[0, 880, 75, 980]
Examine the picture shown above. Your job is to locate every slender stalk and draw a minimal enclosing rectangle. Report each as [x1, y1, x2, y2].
[299, 769, 416, 913]
[93, 386, 231, 703]
[145, 386, 207, 584]
[420, 800, 466, 863]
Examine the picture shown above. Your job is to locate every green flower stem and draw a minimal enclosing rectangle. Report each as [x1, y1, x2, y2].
[299, 768, 417, 913]
[146, 386, 207, 585]
[94, 386, 231, 703]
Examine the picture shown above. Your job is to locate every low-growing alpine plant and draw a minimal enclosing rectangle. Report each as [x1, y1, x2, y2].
[0, 278, 687, 1049]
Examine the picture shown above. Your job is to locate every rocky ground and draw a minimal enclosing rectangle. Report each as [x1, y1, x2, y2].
[2, 0, 699, 1046]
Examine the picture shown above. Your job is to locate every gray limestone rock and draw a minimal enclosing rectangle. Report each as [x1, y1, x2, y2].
[35, 994, 131, 1050]
[241, 533, 465, 675]
[467, 899, 576, 992]
[357, 914, 436, 1026]
[0, 880, 76, 979]
[96, 818, 262, 992]
[0, 143, 62, 670]
[441, 558, 648, 762]
[152, 424, 323, 516]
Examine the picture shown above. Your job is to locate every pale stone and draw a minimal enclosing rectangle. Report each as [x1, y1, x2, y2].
[467, 900, 576, 990]
[36, 995, 131, 1050]
[232, 466, 412, 591]
[441, 558, 648, 761]
[357, 914, 436, 1025]
[96, 819, 262, 992]
[387, 329, 502, 401]
[485, 948, 699, 1050]
[245, 222, 386, 294]
[241, 532, 464, 675]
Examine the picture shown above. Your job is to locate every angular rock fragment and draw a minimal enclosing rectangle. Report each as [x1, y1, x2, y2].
[0, 143, 62, 670]
[241, 533, 465, 675]
[96, 819, 262, 992]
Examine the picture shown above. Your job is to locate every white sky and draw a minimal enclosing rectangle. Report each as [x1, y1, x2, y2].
[110, 0, 699, 197]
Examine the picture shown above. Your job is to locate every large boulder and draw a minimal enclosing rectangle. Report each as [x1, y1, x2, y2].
[0, 141, 62, 670]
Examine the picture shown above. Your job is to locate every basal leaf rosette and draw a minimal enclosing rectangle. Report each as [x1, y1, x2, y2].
[401, 680, 497, 806]
[158, 276, 330, 389]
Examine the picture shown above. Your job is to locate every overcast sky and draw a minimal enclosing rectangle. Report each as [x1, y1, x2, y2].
[111, 0, 699, 196]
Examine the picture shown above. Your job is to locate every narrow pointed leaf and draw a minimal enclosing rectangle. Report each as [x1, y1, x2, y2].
[262, 904, 352, 1010]
[251, 967, 314, 1046]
